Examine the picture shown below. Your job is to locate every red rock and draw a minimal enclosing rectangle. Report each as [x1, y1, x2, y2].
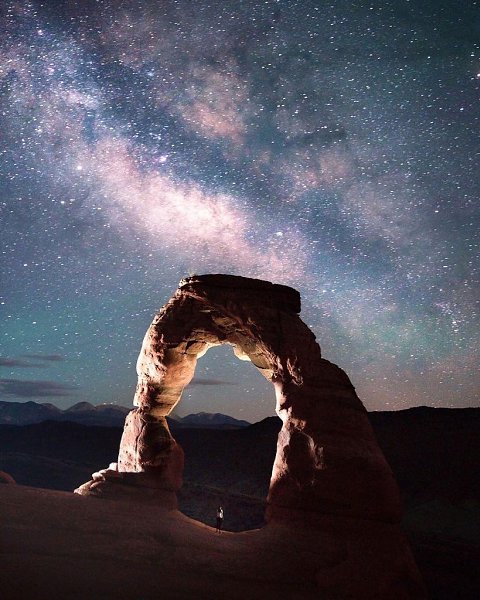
[76, 273, 426, 598]
[0, 470, 16, 484]
[112, 275, 400, 519]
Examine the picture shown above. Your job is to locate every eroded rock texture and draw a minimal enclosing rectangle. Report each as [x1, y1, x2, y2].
[76, 274, 425, 598]
[116, 274, 400, 522]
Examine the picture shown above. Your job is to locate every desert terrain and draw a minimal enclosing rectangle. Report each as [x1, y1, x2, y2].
[1, 406, 479, 599]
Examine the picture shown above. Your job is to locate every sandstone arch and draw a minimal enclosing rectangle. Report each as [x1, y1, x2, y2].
[80, 274, 402, 524]
[76, 274, 427, 598]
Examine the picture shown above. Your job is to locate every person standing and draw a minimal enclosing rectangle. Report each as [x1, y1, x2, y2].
[216, 506, 224, 533]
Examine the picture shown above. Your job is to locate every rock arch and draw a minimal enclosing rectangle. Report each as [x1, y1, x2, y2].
[76, 274, 427, 598]
[79, 274, 401, 524]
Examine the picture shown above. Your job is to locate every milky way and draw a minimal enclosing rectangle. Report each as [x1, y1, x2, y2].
[1, 0, 479, 421]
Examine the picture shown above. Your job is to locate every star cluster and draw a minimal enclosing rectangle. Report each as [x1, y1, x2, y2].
[1, 0, 478, 421]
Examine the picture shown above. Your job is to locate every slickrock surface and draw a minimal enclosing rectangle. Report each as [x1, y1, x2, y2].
[75, 274, 426, 598]
[2, 484, 421, 600]
[1, 485, 317, 600]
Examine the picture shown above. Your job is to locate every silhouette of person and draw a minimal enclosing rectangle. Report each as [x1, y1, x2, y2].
[216, 506, 224, 533]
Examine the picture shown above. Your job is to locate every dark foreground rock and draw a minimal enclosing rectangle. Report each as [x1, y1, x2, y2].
[1, 484, 422, 600]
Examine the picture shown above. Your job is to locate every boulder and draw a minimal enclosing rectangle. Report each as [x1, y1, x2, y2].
[0, 470, 16, 484]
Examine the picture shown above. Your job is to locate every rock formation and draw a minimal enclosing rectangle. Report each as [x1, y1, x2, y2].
[0, 470, 15, 484]
[76, 274, 426, 598]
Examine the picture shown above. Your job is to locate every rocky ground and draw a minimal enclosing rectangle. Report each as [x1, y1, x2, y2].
[1, 407, 479, 598]
[0, 484, 327, 600]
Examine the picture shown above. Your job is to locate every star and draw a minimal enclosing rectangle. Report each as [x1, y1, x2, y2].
[0, 0, 478, 420]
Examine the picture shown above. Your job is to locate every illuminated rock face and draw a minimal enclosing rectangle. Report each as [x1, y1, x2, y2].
[76, 274, 426, 598]
[115, 273, 401, 523]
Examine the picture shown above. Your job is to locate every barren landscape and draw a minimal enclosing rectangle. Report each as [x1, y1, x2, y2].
[1, 406, 479, 599]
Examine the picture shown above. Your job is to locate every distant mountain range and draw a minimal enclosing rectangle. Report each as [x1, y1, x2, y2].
[0, 400, 130, 427]
[0, 400, 251, 429]
[170, 411, 250, 429]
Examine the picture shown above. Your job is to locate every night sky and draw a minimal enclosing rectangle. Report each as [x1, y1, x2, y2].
[1, 0, 478, 422]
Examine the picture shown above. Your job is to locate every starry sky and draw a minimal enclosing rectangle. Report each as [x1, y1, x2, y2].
[1, 0, 479, 422]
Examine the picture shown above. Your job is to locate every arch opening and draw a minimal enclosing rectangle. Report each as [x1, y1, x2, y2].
[176, 342, 275, 422]
[174, 342, 279, 531]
